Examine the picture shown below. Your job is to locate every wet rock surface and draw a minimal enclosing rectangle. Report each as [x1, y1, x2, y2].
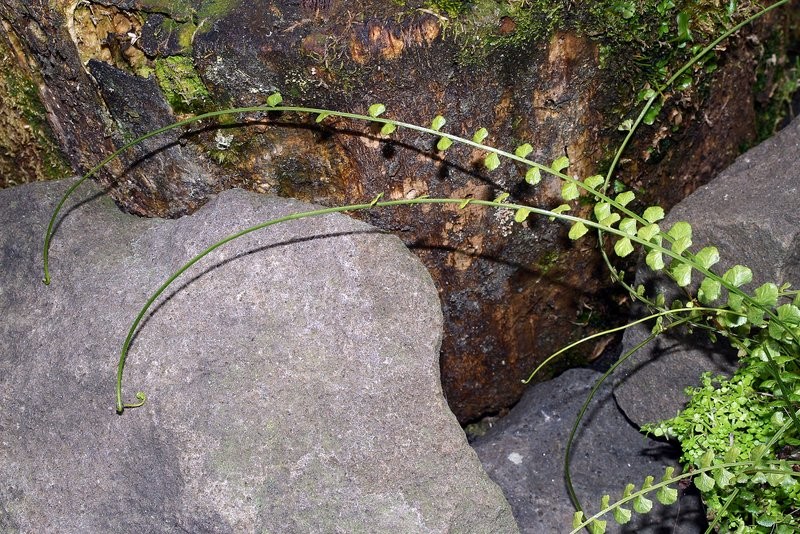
[0, 178, 516, 533]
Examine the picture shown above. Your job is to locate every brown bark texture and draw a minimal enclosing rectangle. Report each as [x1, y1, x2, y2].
[1, 0, 798, 422]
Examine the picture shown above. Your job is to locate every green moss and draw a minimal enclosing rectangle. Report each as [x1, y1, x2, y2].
[196, 0, 240, 21]
[0, 37, 71, 187]
[432, 0, 757, 87]
[536, 250, 560, 276]
[136, 0, 238, 34]
[154, 56, 212, 113]
[441, 0, 564, 67]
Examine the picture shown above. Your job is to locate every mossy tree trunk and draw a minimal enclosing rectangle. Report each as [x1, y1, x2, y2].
[2, 0, 798, 422]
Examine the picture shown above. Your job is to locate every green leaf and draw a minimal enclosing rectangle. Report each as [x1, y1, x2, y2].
[699, 450, 715, 468]
[771, 411, 786, 429]
[514, 208, 530, 223]
[771, 303, 800, 339]
[643, 100, 662, 125]
[484, 152, 501, 171]
[494, 192, 510, 203]
[615, 237, 634, 257]
[266, 92, 283, 107]
[436, 137, 453, 151]
[675, 75, 692, 91]
[668, 222, 692, 254]
[430, 115, 446, 131]
[572, 511, 584, 530]
[551, 155, 570, 173]
[619, 218, 637, 236]
[613, 505, 632, 525]
[698, 278, 721, 304]
[600, 213, 621, 228]
[642, 206, 665, 223]
[632, 494, 653, 514]
[367, 103, 386, 118]
[694, 246, 720, 269]
[315, 111, 330, 123]
[750, 444, 769, 461]
[722, 265, 753, 287]
[766, 472, 788, 487]
[584, 175, 604, 190]
[754, 282, 779, 307]
[637, 223, 660, 241]
[747, 305, 765, 326]
[671, 236, 692, 255]
[677, 11, 692, 41]
[515, 143, 533, 158]
[639, 88, 657, 101]
[672, 263, 692, 287]
[569, 221, 589, 240]
[588, 520, 607, 534]
[380, 123, 397, 135]
[472, 127, 489, 143]
[594, 202, 611, 221]
[695, 472, 715, 492]
[750, 470, 768, 485]
[656, 485, 678, 505]
[667, 221, 691, 240]
[525, 167, 541, 185]
[714, 467, 734, 488]
[622, 483, 635, 499]
[727, 292, 744, 311]
[757, 516, 778, 528]
[646, 250, 665, 271]
[549, 204, 570, 220]
[615, 191, 635, 207]
[723, 447, 741, 463]
[777, 302, 800, 322]
[561, 181, 580, 201]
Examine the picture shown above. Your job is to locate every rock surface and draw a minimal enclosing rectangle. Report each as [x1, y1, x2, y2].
[472, 368, 705, 533]
[614, 114, 800, 428]
[0, 178, 517, 533]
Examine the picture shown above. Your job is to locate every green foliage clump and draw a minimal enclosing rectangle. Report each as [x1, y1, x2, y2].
[645, 369, 800, 533]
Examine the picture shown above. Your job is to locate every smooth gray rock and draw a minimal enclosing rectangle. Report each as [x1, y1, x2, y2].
[0, 178, 518, 533]
[472, 368, 705, 534]
[614, 115, 800, 428]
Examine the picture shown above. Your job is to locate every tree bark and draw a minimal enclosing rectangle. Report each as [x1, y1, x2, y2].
[2, 0, 798, 422]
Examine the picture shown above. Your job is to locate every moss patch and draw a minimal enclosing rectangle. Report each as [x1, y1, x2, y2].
[431, 0, 763, 88]
[154, 56, 213, 113]
[0, 34, 71, 187]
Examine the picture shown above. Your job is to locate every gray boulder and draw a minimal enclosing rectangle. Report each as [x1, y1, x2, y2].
[614, 114, 800, 428]
[472, 368, 705, 533]
[0, 178, 517, 533]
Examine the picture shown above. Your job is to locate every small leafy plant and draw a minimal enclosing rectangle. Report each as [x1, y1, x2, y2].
[38, 0, 799, 532]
